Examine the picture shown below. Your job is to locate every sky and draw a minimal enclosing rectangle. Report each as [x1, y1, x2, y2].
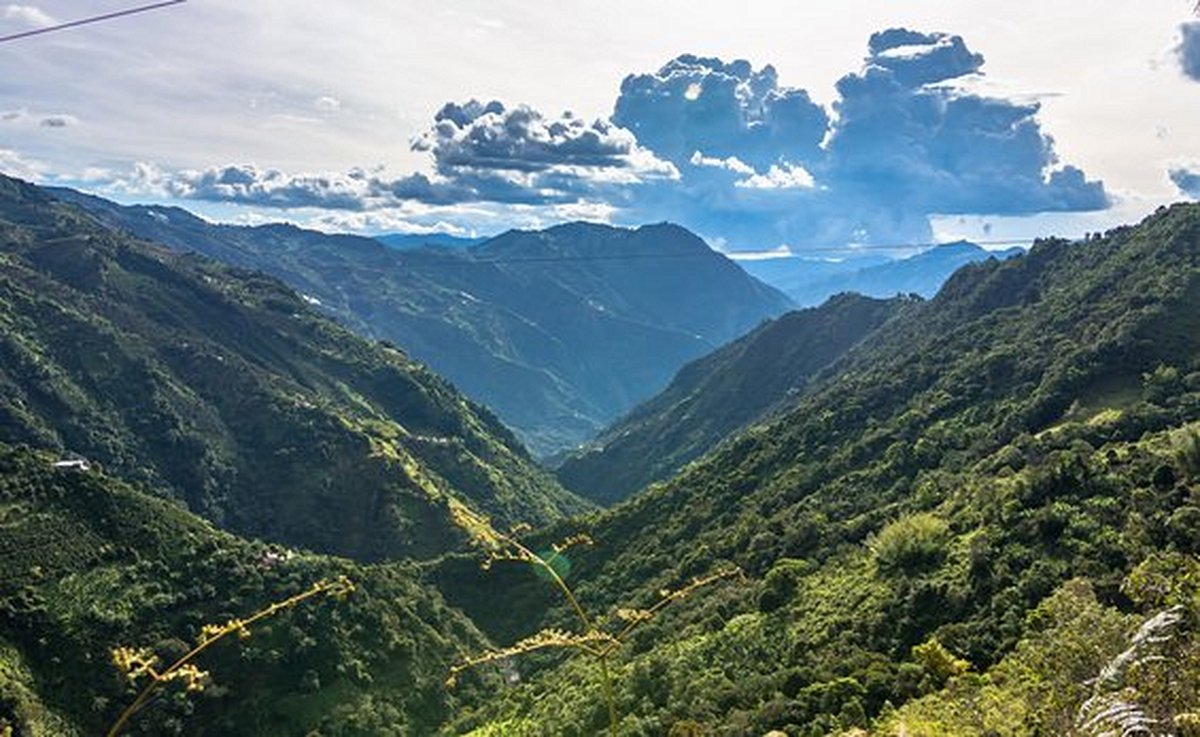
[2, 0, 1199, 255]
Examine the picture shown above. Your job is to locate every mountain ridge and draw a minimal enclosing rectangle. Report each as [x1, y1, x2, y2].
[556, 292, 909, 504]
[0, 442, 492, 735]
[48, 188, 793, 455]
[1, 174, 583, 561]
[441, 202, 1200, 733]
[743, 240, 1024, 307]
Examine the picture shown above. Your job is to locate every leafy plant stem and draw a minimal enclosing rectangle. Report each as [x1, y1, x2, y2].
[105, 577, 351, 737]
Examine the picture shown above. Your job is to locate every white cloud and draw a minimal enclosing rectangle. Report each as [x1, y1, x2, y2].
[690, 152, 756, 176]
[2, 4, 55, 27]
[0, 149, 47, 179]
[313, 96, 341, 113]
[2, 1, 1196, 246]
[725, 244, 793, 261]
[735, 163, 814, 190]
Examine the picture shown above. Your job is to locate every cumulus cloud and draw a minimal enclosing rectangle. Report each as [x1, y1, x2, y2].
[735, 163, 814, 190]
[866, 28, 984, 87]
[88, 28, 1109, 249]
[824, 29, 1107, 216]
[1170, 167, 1200, 199]
[2, 4, 55, 27]
[613, 55, 829, 170]
[1179, 22, 1200, 82]
[109, 162, 392, 210]
[413, 99, 675, 202]
[613, 30, 1107, 247]
[118, 99, 677, 211]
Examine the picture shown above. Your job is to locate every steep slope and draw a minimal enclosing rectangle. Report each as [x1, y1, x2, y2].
[0, 443, 490, 736]
[51, 188, 793, 455]
[473, 222, 792, 352]
[744, 241, 1022, 307]
[0, 174, 583, 560]
[557, 293, 907, 504]
[440, 204, 1200, 733]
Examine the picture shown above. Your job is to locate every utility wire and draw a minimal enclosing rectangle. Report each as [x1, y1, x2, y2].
[0, 0, 186, 44]
[427, 237, 1046, 266]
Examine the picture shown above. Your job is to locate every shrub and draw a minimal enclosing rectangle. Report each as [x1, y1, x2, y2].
[871, 514, 951, 575]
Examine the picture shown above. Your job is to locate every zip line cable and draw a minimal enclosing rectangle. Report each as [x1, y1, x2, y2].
[0, 0, 186, 44]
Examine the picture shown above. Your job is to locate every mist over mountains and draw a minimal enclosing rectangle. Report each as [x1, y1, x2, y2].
[742, 241, 1024, 307]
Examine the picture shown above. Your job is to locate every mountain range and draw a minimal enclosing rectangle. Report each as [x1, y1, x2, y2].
[556, 292, 909, 504]
[50, 187, 793, 456]
[440, 203, 1200, 734]
[743, 241, 1024, 307]
[0, 175, 582, 561]
[2, 171, 1199, 735]
[374, 232, 485, 250]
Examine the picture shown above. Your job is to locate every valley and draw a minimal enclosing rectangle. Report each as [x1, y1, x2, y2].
[3, 5, 1200, 734]
[2, 173, 1199, 735]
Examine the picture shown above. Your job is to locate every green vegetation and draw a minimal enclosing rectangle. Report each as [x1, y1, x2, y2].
[444, 502, 742, 736]
[443, 203, 1200, 733]
[557, 293, 905, 504]
[0, 174, 584, 560]
[4, 175, 1200, 733]
[0, 444, 490, 735]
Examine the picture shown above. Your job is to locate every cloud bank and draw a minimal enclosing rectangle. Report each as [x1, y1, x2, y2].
[121, 101, 677, 210]
[1171, 167, 1200, 199]
[823, 29, 1106, 215]
[96, 27, 1109, 249]
[612, 29, 1106, 246]
[1179, 22, 1200, 82]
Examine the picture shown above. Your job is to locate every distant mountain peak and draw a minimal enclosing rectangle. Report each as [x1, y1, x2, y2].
[40, 183, 792, 456]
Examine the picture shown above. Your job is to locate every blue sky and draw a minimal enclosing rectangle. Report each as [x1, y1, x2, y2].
[2, 0, 1199, 254]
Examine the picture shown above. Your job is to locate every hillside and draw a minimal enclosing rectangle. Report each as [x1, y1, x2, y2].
[375, 232, 485, 250]
[0, 443, 492, 736]
[51, 189, 793, 455]
[557, 293, 907, 504]
[440, 204, 1200, 733]
[744, 241, 1023, 307]
[0, 174, 583, 561]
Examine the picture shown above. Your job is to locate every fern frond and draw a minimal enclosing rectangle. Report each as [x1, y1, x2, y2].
[1076, 604, 1187, 737]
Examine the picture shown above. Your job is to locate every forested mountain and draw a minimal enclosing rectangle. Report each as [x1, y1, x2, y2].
[557, 293, 907, 504]
[7, 168, 1200, 735]
[0, 174, 582, 561]
[52, 189, 792, 455]
[743, 241, 1023, 307]
[439, 204, 1200, 734]
[0, 444, 489, 735]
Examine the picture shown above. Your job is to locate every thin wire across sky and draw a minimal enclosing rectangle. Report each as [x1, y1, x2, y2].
[0, 0, 187, 45]
[419, 237, 1044, 266]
